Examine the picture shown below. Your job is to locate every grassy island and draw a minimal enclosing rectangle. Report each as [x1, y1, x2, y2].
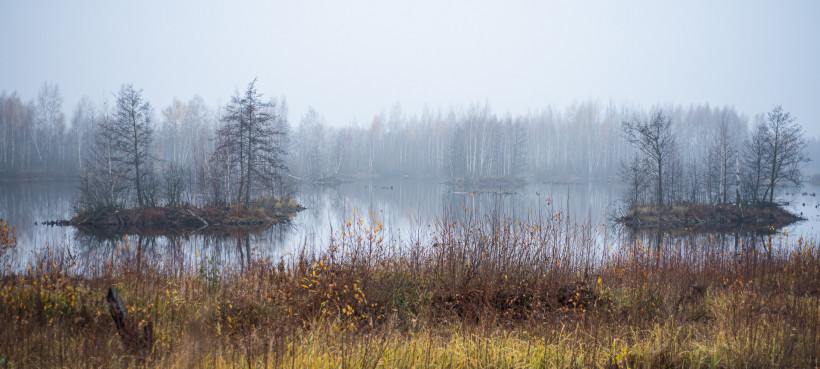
[618, 203, 803, 232]
[64, 198, 305, 236]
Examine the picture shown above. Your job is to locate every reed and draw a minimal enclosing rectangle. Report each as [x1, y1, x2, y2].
[0, 205, 818, 368]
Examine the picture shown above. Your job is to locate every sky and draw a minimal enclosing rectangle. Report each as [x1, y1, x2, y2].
[2, 0, 819, 136]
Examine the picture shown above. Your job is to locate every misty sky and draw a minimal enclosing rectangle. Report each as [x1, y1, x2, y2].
[2, 1, 819, 136]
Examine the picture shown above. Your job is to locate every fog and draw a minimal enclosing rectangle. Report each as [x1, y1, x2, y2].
[2, 1, 819, 137]
[2, 1, 820, 215]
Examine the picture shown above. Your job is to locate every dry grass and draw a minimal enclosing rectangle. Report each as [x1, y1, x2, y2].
[622, 202, 802, 233]
[1, 205, 819, 368]
[69, 197, 304, 238]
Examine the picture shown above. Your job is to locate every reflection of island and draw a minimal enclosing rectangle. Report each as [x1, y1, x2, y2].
[622, 225, 795, 267]
[71, 221, 297, 275]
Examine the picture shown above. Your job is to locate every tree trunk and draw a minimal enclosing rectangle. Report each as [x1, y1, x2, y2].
[106, 287, 153, 360]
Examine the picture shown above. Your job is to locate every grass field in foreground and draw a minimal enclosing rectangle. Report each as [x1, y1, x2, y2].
[1, 210, 818, 368]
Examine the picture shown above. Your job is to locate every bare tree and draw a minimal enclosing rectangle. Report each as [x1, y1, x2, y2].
[761, 105, 809, 203]
[69, 96, 96, 170]
[202, 147, 230, 207]
[618, 153, 649, 211]
[77, 106, 129, 210]
[162, 162, 188, 207]
[111, 84, 155, 207]
[330, 127, 352, 177]
[270, 97, 296, 199]
[297, 108, 325, 178]
[742, 120, 768, 203]
[622, 110, 677, 207]
[160, 99, 189, 164]
[705, 116, 740, 203]
[35, 83, 66, 170]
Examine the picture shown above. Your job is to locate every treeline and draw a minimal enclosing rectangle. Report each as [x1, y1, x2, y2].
[291, 100, 816, 189]
[2, 83, 817, 199]
[0, 84, 75, 176]
[0, 84, 222, 180]
[293, 101, 628, 180]
[5, 81, 292, 211]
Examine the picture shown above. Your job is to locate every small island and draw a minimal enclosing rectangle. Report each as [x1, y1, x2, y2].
[618, 202, 803, 232]
[616, 107, 809, 233]
[62, 198, 304, 237]
[60, 80, 303, 237]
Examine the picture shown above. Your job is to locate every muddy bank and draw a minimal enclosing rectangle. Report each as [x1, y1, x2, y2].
[618, 203, 803, 232]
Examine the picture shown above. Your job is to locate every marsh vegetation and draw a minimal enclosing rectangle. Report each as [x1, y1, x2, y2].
[2, 200, 820, 367]
[2, 83, 819, 367]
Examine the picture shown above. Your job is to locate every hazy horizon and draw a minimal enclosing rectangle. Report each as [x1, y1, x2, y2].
[2, 0, 819, 136]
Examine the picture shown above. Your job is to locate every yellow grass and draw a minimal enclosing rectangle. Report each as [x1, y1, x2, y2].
[1, 212, 819, 368]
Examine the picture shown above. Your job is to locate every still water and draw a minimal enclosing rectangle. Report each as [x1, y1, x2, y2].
[2, 179, 820, 272]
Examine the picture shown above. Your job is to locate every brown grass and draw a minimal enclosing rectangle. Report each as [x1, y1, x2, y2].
[69, 199, 304, 238]
[621, 202, 802, 233]
[1, 207, 819, 367]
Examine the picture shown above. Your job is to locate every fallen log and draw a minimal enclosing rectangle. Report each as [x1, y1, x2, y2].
[187, 209, 209, 227]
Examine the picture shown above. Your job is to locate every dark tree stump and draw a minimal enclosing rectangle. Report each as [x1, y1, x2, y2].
[106, 287, 153, 360]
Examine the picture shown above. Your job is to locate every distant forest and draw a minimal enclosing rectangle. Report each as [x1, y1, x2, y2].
[2, 83, 819, 199]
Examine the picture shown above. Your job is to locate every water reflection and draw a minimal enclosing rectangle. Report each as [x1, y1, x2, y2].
[2, 179, 819, 273]
[68, 225, 297, 277]
[622, 223, 806, 264]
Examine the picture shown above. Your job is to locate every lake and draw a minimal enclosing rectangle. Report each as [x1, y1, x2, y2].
[2, 179, 820, 273]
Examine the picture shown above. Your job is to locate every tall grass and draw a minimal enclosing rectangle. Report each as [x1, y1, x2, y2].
[0, 204, 818, 368]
